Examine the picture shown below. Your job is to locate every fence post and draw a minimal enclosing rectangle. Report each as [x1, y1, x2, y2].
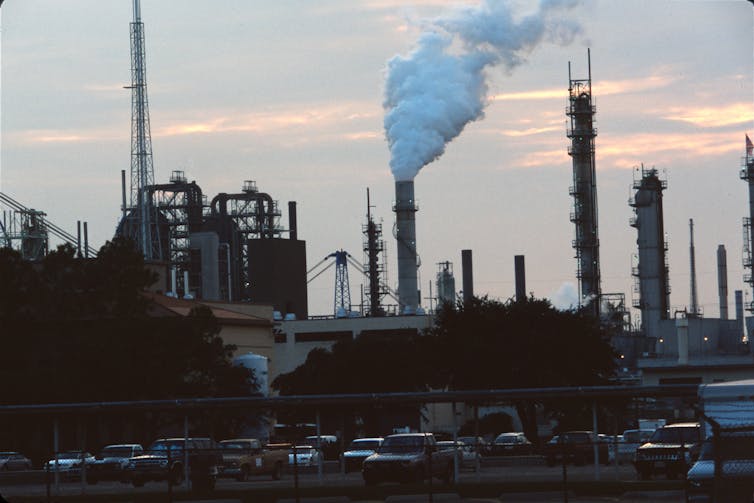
[560, 434, 568, 503]
[316, 409, 323, 484]
[474, 404, 481, 482]
[184, 415, 190, 492]
[592, 401, 600, 481]
[53, 418, 60, 495]
[452, 401, 459, 485]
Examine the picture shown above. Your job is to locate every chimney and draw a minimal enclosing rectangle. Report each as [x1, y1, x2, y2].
[514, 255, 526, 302]
[462, 249, 473, 303]
[736, 290, 745, 339]
[717, 245, 728, 319]
[677, 316, 689, 365]
[394, 180, 419, 314]
[288, 201, 298, 241]
[689, 219, 698, 316]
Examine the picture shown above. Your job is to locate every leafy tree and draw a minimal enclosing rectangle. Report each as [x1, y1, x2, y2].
[427, 296, 618, 443]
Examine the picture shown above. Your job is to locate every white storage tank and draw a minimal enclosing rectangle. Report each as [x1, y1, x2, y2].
[232, 352, 269, 396]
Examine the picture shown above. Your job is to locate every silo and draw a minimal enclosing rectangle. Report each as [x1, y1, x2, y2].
[233, 352, 269, 396]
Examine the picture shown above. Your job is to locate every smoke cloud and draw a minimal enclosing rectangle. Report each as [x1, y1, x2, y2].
[384, 0, 582, 181]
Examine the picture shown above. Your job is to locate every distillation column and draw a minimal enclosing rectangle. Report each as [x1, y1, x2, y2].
[567, 51, 601, 313]
[630, 167, 671, 340]
[740, 136, 754, 312]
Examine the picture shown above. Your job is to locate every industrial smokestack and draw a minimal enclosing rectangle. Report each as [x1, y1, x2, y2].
[395, 180, 419, 314]
[514, 255, 526, 302]
[462, 249, 473, 303]
[718, 245, 729, 319]
[689, 219, 698, 316]
[288, 201, 298, 241]
[736, 290, 745, 339]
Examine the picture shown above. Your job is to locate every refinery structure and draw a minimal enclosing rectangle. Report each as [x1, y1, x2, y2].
[2, 1, 754, 388]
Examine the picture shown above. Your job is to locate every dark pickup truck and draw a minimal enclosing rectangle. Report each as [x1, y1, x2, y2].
[362, 433, 454, 485]
[127, 437, 222, 491]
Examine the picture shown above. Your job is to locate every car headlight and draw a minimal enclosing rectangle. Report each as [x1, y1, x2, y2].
[159, 460, 168, 467]
[127, 462, 135, 469]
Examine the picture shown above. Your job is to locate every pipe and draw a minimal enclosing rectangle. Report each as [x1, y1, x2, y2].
[462, 250, 473, 303]
[183, 270, 191, 299]
[717, 245, 728, 319]
[514, 255, 526, 302]
[84, 222, 89, 259]
[289, 201, 298, 241]
[677, 316, 689, 365]
[689, 219, 698, 315]
[121, 170, 127, 222]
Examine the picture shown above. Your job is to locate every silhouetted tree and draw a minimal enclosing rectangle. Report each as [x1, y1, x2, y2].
[427, 296, 618, 443]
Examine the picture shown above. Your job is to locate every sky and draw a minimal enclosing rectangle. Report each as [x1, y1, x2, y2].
[1, 0, 753, 320]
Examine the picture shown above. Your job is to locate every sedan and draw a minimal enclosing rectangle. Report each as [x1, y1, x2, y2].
[45, 451, 95, 478]
[0, 452, 32, 471]
[288, 445, 321, 466]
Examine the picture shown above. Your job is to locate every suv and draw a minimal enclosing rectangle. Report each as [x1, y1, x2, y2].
[545, 431, 608, 466]
[128, 438, 221, 490]
[88, 444, 143, 484]
[362, 433, 454, 485]
[634, 422, 701, 480]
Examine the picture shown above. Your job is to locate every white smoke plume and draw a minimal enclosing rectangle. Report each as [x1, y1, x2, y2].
[384, 0, 582, 181]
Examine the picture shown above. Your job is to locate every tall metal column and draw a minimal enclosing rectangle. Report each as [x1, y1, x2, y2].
[740, 135, 754, 311]
[394, 180, 419, 314]
[567, 50, 601, 314]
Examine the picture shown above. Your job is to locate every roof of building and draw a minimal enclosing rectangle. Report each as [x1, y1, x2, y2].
[144, 292, 272, 327]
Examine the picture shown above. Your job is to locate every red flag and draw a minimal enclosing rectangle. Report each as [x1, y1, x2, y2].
[747, 134, 753, 157]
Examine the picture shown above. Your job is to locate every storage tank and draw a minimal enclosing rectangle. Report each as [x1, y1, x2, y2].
[232, 352, 269, 396]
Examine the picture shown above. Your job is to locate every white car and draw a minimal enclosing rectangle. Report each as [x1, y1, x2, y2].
[288, 445, 321, 466]
[341, 437, 383, 473]
[45, 451, 95, 478]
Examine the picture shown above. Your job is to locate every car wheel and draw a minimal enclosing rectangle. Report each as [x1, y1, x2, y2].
[171, 466, 184, 486]
[236, 465, 249, 482]
[442, 464, 454, 484]
[637, 467, 652, 480]
[271, 461, 283, 481]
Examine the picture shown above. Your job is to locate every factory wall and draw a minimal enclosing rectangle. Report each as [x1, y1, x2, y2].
[273, 315, 434, 380]
[653, 317, 745, 358]
[248, 238, 308, 320]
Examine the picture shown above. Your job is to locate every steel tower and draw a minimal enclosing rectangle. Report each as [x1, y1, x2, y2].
[127, 0, 159, 259]
[331, 250, 351, 317]
[567, 50, 601, 313]
[363, 189, 386, 316]
[741, 135, 754, 311]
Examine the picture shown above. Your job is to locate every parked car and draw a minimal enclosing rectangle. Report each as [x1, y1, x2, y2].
[288, 445, 321, 467]
[128, 437, 221, 490]
[340, 437, 383, 473]
[45, 451, 95, 478]
[608, 429, 654, 464]
[457, 436, 485, 465]
[362, 433, 455, 485]
[491, 432, 534, 456]
[544, 431, 608, 466]
[0, 452, 32, 471]
[218, 438, 287, 481]
[87, 444, 143, 484]
[304, 435, 339, 461]
[634, 422, 701, 480]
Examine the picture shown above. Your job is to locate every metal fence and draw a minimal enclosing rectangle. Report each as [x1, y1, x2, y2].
[0, 384, 725, 502]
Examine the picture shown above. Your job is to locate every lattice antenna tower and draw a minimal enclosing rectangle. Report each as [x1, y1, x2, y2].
[128, 0, 157, 259]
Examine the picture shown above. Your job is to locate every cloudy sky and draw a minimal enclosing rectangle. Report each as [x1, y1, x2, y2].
[1, 0, 752, 319]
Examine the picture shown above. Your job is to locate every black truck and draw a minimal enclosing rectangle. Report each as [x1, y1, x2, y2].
[127, 437, 222, 491]
[362, 433, 454, 485]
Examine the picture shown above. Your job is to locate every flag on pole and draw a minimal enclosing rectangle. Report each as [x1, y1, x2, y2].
[747, 134, 753, 157]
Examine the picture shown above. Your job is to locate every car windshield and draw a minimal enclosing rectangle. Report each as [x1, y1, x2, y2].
[221, 442, 250, 450]
[380, 436, 424, 453]
[650, 427, 699, 444]
[0, 452, 15, 459]
[149, 441, 184, 453]
[698, 437, 754, 461]
[101, 447, 134, 458]
[496, 435, 518, 444]
[348, 440, 380, 450]
[58, 452, 84, 460]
